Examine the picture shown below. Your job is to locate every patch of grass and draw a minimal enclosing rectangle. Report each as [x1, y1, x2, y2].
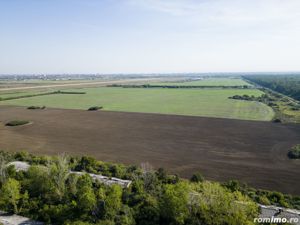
[288, 145, 300, 159]
[0, 87, 274, 121]
[5, 120, 30, 126]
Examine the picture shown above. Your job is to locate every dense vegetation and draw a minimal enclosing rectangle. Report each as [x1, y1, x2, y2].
[0, 151, 299, 225]
[228, 94, 277, 106]
[288, 145, 300, 159]
[244, 75, 300, 101]
[5, 120, 30, 126]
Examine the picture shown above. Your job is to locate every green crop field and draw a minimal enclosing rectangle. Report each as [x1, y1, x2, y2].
[150, 78, 252, 86]
[0, 87, 274, 121]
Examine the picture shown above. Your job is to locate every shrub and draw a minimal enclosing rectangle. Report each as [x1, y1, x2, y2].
[190, 172, 204, 183]
[288, 145, 300, 159]
[272, 118, 281, 123]
[88, 106, 103, 111]
[27, 106, 46, 110]
[258, 195, 271, 205]
[5, 120, 30, 126]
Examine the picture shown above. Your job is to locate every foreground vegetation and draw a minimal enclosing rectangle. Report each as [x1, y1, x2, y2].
[0, 151, 259, 225]
[0, 151, 300, 225]
[0, 87, 274, 121]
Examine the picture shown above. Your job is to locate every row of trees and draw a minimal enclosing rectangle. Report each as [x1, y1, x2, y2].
[0, 151, 298, 224]
[0, 90, 85, 102]
[109, 84, 249, 89]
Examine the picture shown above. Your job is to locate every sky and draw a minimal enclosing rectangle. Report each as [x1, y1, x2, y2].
[0, 0, 300, 74]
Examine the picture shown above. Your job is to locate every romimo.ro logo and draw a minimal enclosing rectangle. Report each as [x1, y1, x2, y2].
[254, 217, 299, 224]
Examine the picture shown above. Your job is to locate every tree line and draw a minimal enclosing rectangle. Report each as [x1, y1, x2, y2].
[243, 75, 300, 101]
[108, 84, 250, 89]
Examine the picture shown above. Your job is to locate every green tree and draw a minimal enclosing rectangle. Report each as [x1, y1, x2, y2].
[66, 173, 79, 197]
[24, 165, 53, 198]
[50, 154, 70, 201]
[135, 195, 160, 225]
[75, 156, 97, 173]
[190, 172, 204, 183]
[0, 156, 7, 184]
[115, 205, 135, 225]
[189, 182, 258, 225]
[104, 185, 122, 220]
[160, 182, 189, 225]
[76, 174, 97, 213]
[0, 178, 21, 213]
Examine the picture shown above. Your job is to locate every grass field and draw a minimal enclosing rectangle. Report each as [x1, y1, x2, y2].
[0, 87, 274, 121]
[149, 78, 252, 86]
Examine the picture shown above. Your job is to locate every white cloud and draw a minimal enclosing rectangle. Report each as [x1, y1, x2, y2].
[127, 0, 300, 27]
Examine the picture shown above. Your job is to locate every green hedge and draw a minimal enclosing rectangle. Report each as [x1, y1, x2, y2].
[27, 106, 46, 110]
[88, 106, 103, 111]
[5, 120, 30, 126]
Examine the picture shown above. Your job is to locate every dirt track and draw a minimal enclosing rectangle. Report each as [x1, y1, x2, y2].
[0, 106, 300, 195]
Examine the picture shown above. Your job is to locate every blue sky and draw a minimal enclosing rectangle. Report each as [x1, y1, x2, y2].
[1, 0, 300, 74]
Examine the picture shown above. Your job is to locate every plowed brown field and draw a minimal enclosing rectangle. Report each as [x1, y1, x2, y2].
[0, 106, 300, 194]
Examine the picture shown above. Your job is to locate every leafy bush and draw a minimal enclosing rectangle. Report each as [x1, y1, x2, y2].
[229, 94, 256, 101]
[190, 172, 204, 182]
[288, 145, 300, 159]
[88, 106, 103, 111]
[27, 106, 46, 110]
[272, 118, 282, 123]
[5, 120, 30, 126]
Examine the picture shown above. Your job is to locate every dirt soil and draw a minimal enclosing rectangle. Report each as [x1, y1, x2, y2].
[0, 106, 300, 195]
